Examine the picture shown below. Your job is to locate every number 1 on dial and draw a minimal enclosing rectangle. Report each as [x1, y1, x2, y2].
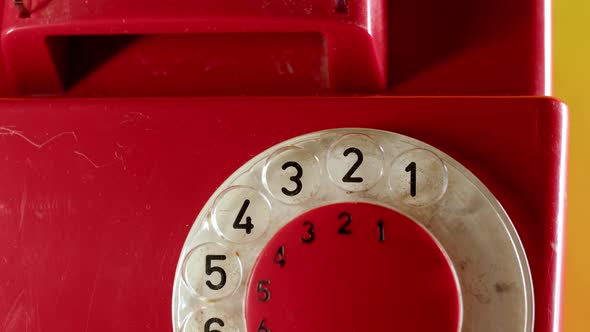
[405, 162, 417, 197]
[342, 147, 364, 183]
[378, 220, 385, 242]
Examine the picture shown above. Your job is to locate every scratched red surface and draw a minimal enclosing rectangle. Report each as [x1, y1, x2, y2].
[0, 97, 566, 331]
[0, 0, 564, 330]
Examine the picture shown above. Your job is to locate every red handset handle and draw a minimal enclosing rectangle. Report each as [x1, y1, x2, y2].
[1, 0, 386, 95]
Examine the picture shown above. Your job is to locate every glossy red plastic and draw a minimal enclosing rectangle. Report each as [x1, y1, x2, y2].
[0, 0, 548, 96]
[246, 202, 461, 332]
[0, 97, 566, 331]
[0, 0, 386, 96]
[0, 0, 565, 330]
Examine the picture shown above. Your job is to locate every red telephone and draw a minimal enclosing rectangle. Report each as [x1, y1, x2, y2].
[0, 0, 566, 331]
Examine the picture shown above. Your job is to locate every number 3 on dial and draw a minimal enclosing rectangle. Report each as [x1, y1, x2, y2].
[263, 147, 321, 204]
[280, 161, 303, 196]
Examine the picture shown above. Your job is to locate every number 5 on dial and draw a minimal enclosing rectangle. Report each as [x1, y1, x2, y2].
[182, 242, 242, 300]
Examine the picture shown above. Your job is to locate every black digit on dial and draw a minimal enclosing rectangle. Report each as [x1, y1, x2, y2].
[301, 221, 315, 243]
[405, 161, 417, 197]
[257, 280, 271, 302]
[204, 317, 224, 332]
[281, 161, 303, 197]
[274, 246, 286, 268]
[233, 199, 254, 234]
[342, 147, 364, 183]
[258, 319, 270, 332]
[205, 255, 227, 290]
[378, 220, 385, 242]
[338, 211, 352, 235]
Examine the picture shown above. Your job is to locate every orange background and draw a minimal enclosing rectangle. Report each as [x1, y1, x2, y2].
[555, 0, 590, 330]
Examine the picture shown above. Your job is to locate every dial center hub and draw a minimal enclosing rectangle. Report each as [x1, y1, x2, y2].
[245, 202, 461, 332]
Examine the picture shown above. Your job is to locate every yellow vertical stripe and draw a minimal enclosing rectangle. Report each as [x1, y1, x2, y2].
[555, 0, 590, 330]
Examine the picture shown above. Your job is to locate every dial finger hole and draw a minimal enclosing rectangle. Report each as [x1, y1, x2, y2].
[389, 148, 448, 207]
[327, 133, 384, 192]
[182, 306, 240, 332]
[262, 146, 321, 205]
[212, 186, 271, 243]
[182, 242, 242, 300]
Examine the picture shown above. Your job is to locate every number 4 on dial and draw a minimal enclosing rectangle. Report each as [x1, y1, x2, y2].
[233, 199, 254, 234]
[258, 320, 270, 332]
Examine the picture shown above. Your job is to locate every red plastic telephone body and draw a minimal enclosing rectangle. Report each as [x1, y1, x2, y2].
[0, 0, 566, 331]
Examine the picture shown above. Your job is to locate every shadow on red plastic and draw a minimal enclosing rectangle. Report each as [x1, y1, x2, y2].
[45, 33, 328, 96]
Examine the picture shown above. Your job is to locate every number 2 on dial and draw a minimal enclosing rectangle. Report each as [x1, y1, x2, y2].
[338, 212, 352, 234]
[342, 147, 364, 183]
